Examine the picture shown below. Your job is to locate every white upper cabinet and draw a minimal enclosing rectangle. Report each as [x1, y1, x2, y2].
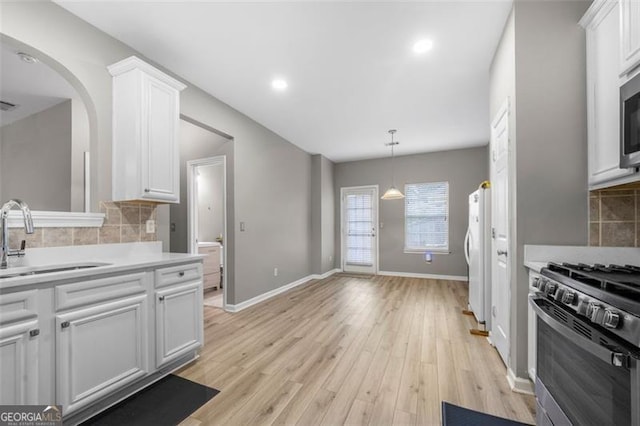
[108, 57, 186, 203]
[620, 0, 640, 76]
[582, 0, 636, 188]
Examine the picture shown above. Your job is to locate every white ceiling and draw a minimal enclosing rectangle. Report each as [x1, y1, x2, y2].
[0, 43, 77, 127]
[57, 1, 512, 162]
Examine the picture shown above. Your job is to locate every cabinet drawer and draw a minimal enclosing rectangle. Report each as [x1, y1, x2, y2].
[155, 262, 202, 289]
[0, 290, 38, 325]
[199, 246, 220, 255]
[202, 259, 220, 276]
[55, 273, 147, 311]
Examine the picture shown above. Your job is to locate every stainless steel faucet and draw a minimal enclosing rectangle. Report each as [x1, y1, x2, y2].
[1, 199, 34, 269]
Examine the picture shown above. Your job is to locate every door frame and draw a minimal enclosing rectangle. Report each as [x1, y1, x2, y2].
[340, 185, 380, 274]
[187, 155, 227, 311]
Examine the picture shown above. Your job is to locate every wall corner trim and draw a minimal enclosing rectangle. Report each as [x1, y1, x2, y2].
[226, 269, 341, 313]
[506, 368, 535, 395]
[377, 271, 468, 282]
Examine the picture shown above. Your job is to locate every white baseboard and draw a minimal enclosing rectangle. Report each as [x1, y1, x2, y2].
[310, 268, 342, 280]
[226, 269, 340, 313]
[506, 367, 535, 395]
[377, 270, 468, 281]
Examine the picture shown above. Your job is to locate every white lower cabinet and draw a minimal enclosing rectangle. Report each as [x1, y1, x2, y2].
[56, 294, 148, 415]
[0, 289, 40, 405]
[0, 319, 39, 404]
[155, 281, 203, 368]
[0, 259, 203, 419]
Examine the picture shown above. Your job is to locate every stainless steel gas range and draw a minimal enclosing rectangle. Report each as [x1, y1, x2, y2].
[529, 262, 640, 426]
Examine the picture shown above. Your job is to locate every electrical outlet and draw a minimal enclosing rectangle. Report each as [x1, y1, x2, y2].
[329, 255, 333, 262]
[146, 219, 155, 233]
[274, 267, 278, 277]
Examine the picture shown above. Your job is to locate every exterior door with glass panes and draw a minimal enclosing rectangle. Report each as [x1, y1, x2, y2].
[341, 186, 378, 274]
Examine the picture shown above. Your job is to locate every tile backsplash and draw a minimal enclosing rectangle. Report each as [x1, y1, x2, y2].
[589, 187, 640, 247]
[8, 201, 158, 249]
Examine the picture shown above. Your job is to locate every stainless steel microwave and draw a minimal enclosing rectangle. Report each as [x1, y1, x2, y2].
[621, 71, 640, 168]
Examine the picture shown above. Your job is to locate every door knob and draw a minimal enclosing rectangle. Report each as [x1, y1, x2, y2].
[497, 250, 508, 257]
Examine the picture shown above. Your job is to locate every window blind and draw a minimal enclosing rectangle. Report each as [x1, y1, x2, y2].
[345, 193, 373, 266]
[405, 182, 449, 251]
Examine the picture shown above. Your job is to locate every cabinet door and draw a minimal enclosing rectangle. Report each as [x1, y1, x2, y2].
[156, 281, 203, 368]
[621, 0, 640, 75]
[141, 74, 180, 203]
[587, 1, 636, 186]
[0, 319, 38, 405]
[56, 295, 148, 415]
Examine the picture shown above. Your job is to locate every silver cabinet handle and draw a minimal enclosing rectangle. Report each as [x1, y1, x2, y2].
[29, 329, 40, 337]
[497, 250, 508, 257]
[144, 188, 150, 193]
[178, 271, 185, 277]
[159, 295, 165, 302]
[61, 321, 70, 329]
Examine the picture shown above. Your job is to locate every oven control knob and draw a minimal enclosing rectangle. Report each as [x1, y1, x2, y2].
[545, 282, 557, 296]
[532, 277, 541, 288]
[553, 288, 565, 302]
[587, 302, 603, 323]
[603, 310, 621, 329]
[577, 300, 589, 316]
[562, 291, 576, 305]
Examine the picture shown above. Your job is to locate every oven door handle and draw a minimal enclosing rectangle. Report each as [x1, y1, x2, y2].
[529, 294, 630, 368]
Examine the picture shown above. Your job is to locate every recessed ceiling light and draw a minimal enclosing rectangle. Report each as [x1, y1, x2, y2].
[17, 52, 39, 64]
[412, 39, 433, 54]
[271, 79, 288, 91]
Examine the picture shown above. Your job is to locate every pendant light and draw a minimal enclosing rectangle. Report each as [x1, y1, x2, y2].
[381, 129, 405, 200]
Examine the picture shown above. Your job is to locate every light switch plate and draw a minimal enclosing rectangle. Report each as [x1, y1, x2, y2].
[146, 219, 156, 233]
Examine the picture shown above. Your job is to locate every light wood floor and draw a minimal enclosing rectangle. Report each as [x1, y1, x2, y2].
[177, 274, 536, 425]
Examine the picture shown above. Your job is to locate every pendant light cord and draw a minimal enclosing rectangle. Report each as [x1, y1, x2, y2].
[391, 138, 396, 187]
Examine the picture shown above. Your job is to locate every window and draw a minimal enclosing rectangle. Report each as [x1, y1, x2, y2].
[404, 181, 449, 251]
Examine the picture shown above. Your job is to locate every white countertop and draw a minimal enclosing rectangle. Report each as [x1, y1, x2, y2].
[524, 261, 547, 273]
[0, 242, 204, 291]
[197, 241, 221, 248]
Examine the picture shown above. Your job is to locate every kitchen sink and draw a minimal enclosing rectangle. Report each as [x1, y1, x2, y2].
[0, 262, 111, 279]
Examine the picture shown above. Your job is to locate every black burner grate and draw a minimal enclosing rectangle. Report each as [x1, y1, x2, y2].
[547, 262, 640, 302]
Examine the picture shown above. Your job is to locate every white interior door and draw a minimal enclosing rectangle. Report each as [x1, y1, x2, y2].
[341, 186, 378, 274]
[490, 100, 511, 366]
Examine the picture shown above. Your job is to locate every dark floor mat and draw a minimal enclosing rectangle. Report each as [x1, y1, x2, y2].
[442, 401, 533, 426]
[82, 375, 219, 426]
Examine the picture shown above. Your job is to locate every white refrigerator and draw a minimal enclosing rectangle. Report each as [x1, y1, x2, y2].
[464, 187, 491, 329]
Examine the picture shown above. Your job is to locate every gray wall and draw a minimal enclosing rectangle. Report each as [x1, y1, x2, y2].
[489, 1, 589, 378]
[334, 146, 488, 277]
[166, 119, 230, 254]
[0, 100, 72, 211]
[310, 154, 336, 275]
[1, 2, 314, 305]
[197, 164, 224, 243]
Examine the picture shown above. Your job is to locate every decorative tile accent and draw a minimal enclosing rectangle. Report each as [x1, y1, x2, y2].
[121, 225, 141, 243]
[601, 222, 635, 246]
[601, 195, 635, 221]
[589, 188, 639, 247]
[6, 201, 158, 250]
[73, 228, 99, 246]
[99, 226, 121, 244]
[43, 228, 73, 247]
[589, 223, 600, 246]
